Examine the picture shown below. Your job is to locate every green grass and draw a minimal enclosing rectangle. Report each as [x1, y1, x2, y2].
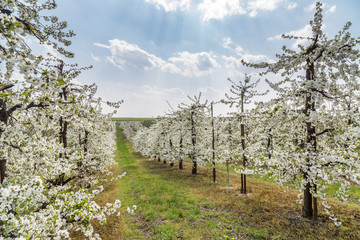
[324, 183, 360, 204]
[248, 228, 269, 239]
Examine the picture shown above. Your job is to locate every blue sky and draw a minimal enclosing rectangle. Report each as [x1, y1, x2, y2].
[52, 0, 360, 117]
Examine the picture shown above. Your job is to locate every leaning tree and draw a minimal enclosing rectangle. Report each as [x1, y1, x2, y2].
[242, 2, 360, 221]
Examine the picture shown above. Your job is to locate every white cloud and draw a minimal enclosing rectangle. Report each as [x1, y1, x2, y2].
[94, 39, 164, 70]
[305, 2, 336, 14]
[198, 0, 297, 20]
[222, 53, 272, 71]
[222, 56, 244, 72]
[162, 51, 219, 77]
[304, 2, 316, 12]
[235, 45, 244, 55]
[221, 37, 273, 76]
[90, 52, 100, 62]
[223, 37, 273, 64]
[248, 0, 282, 17]
[247, 0, 297, 17]
[326, 5, 336, 14]
[241, 53, 273, 63]
[145, 0, 191, 11]
[95, 39, 218, 77]
[222, 37, 243, 56]
[287, 2, 297, 10]
[223, 37, 235, 49]
[198, 0, 246, 21]
[267, 24, 313, 48]
[268, 24, 312, 41]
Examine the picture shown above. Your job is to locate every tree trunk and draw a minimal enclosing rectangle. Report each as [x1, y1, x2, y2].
[163, 141, 166, 164]
[240, 123, 247, 194]
[58, 71, 68, 177]
[59, 86, 68, 159]
[179, 137, 183, 170]
[226, 159, 229, 187]
[84, 130, 89, 154]
[191, 107, 197, 175]
[59, 116, 68, 159]
[169, 139, 173, 166]
[240, 92, 247, 194]
[243, 174, 247, 194]
[302, 180, 313, 218]
[192, 161, 197, 175]
[313, 182, 318, 220]
[302, 62, 317, 219]
[0, 91, 22, 184]
[212, 159, 216, 183]
[267, 128, 272, 160]
[347, 103, 352, 126]
[78, 130, 88, 168]
[211, 102, 216, 183]
[0, 159, 6, 184]
[228, 121, 232, 188]
[240, 174, 244, 193]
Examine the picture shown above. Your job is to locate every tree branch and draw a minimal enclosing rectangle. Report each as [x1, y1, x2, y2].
[8, 104, 22, 115]
[310, 88, 334, 99]
[25, 102, 47, 110]
[0, 84, 14, 92]
[316, 128, 334, 137]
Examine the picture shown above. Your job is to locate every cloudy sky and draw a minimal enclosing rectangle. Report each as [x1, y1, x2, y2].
[53, 0, 360, 117]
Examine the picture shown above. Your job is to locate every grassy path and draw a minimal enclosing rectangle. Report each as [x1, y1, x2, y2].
[115, 129, 235, 239]
[91, 127, 360, 240]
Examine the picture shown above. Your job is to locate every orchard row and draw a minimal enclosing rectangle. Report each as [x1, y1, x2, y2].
[121, 2, 360, 226]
